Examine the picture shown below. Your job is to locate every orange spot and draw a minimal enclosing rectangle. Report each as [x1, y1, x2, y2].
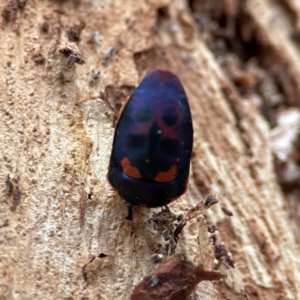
[121, 157, 141, 179]
[154, 165, 177, 182]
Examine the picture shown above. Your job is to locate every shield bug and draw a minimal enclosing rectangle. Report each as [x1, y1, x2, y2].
[107, 69, 193, 207]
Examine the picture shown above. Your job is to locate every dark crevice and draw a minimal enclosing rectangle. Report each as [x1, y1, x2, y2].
[126, 204, 133, 221]
[157, 6, 169, 20]
[188, 0, 300, 108]
[188, 0, 300, 194]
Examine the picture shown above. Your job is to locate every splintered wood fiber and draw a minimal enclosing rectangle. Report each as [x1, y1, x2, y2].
[0, 0, 300, 299]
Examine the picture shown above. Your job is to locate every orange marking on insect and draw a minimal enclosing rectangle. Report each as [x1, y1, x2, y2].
[121, 157, 141, 179]
[154, 165, 177, 182]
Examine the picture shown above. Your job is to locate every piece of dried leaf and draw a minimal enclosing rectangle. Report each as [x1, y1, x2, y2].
[130, 256, 226, 300]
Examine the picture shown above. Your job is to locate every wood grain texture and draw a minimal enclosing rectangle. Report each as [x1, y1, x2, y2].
[0, 0, 300, 299]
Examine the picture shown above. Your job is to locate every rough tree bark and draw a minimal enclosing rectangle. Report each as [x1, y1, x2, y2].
[1, 0, 300, 299]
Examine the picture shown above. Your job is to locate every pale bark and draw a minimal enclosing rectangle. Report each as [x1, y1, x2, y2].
[0, 0, 300, 299]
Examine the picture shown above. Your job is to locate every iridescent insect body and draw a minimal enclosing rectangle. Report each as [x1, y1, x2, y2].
[107, 69, 193, 207]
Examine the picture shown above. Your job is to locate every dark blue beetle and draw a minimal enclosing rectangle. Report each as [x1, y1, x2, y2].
[107, 69, 193, 207]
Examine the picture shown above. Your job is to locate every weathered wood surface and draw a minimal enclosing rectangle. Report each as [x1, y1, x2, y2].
[1, 0, 300, 299]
